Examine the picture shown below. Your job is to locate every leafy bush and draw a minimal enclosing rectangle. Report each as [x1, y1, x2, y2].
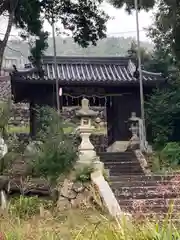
[75, 166, 94, 183]
[145, 79, 180, 149]
[7, 134, 27, 154]
[160, 142, 180, 167]
[31, 106, 78, 182]
[75, 166, 109, 183]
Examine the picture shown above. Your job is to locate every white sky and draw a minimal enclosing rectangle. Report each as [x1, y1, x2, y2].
[0, 2, 154, 42]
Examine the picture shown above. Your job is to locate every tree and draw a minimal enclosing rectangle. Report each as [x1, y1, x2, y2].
[109, 0, 155, 13]
[145, 0, 180, 148]
[41, 0, 108, 48]
[127, 40, 152, 68]
[0, 0, 43, 71]
[0, 0, 108, 72]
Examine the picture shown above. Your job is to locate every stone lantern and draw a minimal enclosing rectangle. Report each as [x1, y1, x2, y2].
[128, 112, 140, 149]
[76, 98, 104, 171]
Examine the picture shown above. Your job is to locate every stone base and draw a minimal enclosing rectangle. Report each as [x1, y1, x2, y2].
[75, 156, 104, 172]
[75, 161, 93, 171]
[107, 141, 129, 152]
[93, 159, 104, 172]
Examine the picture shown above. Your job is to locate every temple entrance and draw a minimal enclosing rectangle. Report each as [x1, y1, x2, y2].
[10, 56, 164, 153]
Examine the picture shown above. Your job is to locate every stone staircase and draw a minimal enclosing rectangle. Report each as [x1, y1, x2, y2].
[99, 150, 144, 176]
[99, 150, 180, 220]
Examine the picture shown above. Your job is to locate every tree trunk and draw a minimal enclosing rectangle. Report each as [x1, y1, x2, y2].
[0, 13, 14, 74]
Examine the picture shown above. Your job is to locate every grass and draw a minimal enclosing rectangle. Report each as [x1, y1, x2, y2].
[0, 210, 180, 239]
[0, 200, 180, 239]
[7, 125, 30, 134]
[7, 125, 107, 135]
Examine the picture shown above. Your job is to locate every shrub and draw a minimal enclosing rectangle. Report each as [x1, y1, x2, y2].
[8, 196, 53, 219]
[31, 106, 78, 183]
[160, 142, 180, 167]
[75, 166, 94, 183]
[0, 99, 11, 138]
[75, 166, 109, 183]
[9, 196, 41, 219]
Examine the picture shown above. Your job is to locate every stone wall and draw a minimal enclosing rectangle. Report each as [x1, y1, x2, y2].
[8, 105, 107, 127]
[0, 78, 107, 127]
[15, 133, 108, 153]
[9, 103, 30, 127]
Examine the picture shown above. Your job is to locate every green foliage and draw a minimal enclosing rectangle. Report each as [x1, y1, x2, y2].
[148, 0, 180, 65]
[1, 0, 109, 70]
[0, 0, 45, 70]
[29, 31, 49, 69]
[41, 0, 108, 48]
[9, 196, 52, 219]
[145, 72, 180, 148]
[144, 1, 180, 149]
[31, 106, 77, 182]
[160, 142, 180, 167]
[75, 166, 94, 183]
[109, 0, 155, 13]
[9, 196, 41, 219]
[75, 166, 109, 183]
[0, 100, 11, 138]
[7, 125, 30, 134]
[127, 40, 152, 67]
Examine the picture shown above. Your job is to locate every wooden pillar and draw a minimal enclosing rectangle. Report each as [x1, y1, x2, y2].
[106, 97, 115, 146]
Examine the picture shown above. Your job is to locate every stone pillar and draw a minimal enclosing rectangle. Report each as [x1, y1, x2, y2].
[76, 98, 104, 171]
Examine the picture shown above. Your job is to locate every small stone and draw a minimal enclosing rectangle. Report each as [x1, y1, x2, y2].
[72, 182, 85, 193]
[57, 197, 71, 210]
[71, 190, 91, 208]
[60, 179, 77, 199]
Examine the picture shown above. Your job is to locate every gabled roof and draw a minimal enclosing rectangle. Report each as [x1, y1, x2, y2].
[10, 56, 164, 86]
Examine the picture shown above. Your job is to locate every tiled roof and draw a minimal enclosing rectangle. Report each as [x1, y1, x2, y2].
[11, 56, 164, 85]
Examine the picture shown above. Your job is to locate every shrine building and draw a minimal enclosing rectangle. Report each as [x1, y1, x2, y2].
[10, 56, 165, 150]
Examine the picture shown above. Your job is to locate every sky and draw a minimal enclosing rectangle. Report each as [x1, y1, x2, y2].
[0, 2, 154, 42]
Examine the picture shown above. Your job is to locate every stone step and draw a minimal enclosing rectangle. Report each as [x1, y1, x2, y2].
[114, 189, 178, 199]
[101, 158, 138, 163]
[104, 161, 141, 167]
[110, 171, 144, 176]
[109, 175, 177, 182]
[99, 151, 133, 154]
[99, 151, 134, 156]
[102, 157, 139, 162]
[121, 205, 180, 214]
[109, 168, 144, 175]
[119, 198, 180, 206]
[119, 198, 180, 212]
[110, 185, 176, 193]
[110, 180, 180, 187]
[100, 155, 137, 160]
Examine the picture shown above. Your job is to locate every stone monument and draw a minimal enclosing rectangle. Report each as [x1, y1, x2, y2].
[76, 98, 104, 171]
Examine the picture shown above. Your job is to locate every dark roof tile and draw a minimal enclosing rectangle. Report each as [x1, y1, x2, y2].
[11, 56, 164, 85]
